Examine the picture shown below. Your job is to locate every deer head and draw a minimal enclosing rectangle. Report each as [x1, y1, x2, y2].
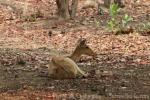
[70, 38, 96, 61]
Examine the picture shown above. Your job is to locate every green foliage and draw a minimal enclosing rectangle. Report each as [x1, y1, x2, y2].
[107, 18, 117, 31]
[107, 3, 120, 32]
[109, 3, 120, 18]
[22, 10, 42, 22]
[22, 14, 37, 22]
[107, 3, 133, 33]
[94, 18, 100, 28]
[122, 14, 133, 28]
[142, 22, 150, 30]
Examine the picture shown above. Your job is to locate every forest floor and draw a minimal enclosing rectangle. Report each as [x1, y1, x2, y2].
[0, 0, 150, 99]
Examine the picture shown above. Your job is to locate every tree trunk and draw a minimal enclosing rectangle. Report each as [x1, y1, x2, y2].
[104, 0, 112, 8]
[114, 0, 125, 8]
[56, 0, 78, 19]
[70, 0, 78, 18]
[56, 0, 70, 19]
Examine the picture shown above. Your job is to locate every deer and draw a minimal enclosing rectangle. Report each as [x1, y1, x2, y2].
[48, 38, 96, 79]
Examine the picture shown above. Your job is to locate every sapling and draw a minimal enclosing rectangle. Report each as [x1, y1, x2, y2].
[107, 3, 133, 34]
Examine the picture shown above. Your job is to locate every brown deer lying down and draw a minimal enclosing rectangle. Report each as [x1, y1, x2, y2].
[48, 38, 96, 79]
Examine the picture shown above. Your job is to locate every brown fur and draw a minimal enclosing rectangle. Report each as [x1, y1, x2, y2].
[48, 38, 95, 79]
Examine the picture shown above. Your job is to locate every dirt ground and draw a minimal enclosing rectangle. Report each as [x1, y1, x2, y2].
[0, 0, 150, 100]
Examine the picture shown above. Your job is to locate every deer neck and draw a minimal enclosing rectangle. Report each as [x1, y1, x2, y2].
[69, 50, 82, 62]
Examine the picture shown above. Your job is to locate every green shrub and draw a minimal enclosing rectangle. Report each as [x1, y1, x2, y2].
[142, 22, 150, 30]
[107, 3, 133, 33]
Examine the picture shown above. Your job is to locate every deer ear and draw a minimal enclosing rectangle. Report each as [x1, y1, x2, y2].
[78, 38, 87, 45]
[81, 38, 87, 45]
